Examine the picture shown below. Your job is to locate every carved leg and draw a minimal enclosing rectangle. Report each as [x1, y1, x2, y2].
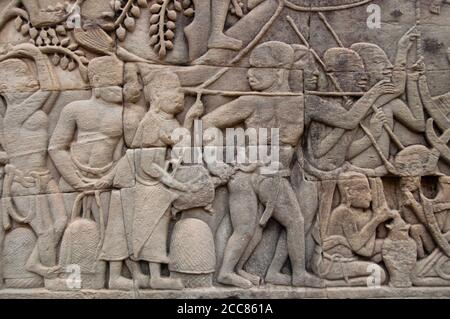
[125, 259, 149, 288]
[217, 174, 257, 289]
[27, 205, 60, 278]
[148, 262, 183, 290]
[25, 244, 59, 278]
[265, 231, 291, 286]
[47, 187, 68, 242]
[272, 181, 324, 288]
[319, 260, 387, 287]
[236, 226, 263, 286]
[208, 0, 243, 50]
[109, 261, 134, 290]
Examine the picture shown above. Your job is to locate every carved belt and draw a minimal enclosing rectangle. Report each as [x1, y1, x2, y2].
[2, 164, 51, 229]
[71, 150, 114, 178]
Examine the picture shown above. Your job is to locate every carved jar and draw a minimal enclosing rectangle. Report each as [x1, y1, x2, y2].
[382, 220, 417, 288]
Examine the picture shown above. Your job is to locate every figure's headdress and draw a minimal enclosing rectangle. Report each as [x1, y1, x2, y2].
[250, 41, 295, 69]
[88, 56, 124, 88]
[323, 47, 364, 73]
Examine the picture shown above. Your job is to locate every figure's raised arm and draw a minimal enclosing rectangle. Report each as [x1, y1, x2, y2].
[202, 96, 255, 130]
[307, 80, 394, 130]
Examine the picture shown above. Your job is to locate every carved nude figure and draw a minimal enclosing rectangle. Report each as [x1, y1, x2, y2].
[0, 43, 67, 285]
[202, 41, 322, 288]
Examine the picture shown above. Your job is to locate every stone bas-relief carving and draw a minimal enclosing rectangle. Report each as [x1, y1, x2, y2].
[1, 0, 450, 299]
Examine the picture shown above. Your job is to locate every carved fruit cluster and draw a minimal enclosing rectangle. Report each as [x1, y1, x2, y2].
[14, 16, 88, 73]
[149, 0, 194, 59]
[110, 0, 149, 41]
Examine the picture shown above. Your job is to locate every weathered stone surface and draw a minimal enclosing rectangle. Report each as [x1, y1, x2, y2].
[0, 0, 450, 299]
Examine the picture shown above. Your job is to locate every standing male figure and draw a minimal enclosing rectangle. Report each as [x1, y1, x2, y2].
[49, 55, 132, 290]
[202, 41, 321, 288]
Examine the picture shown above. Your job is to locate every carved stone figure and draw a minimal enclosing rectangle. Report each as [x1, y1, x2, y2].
[48, 55, 130, 290]
[202, 41, 322, 289]
[347, 28, 425, 171]
[104, 69, 205, 290]
[2, 0, 450, 299]
[310, 172, 406, 286]
[0, 43, 67, 288]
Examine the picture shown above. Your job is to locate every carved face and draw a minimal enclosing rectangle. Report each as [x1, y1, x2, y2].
[359, 49, 393, 87]
[332, 70, 368, 92]
[247, 67, 279, 91]
[154, 87, 184, 115]
[293, 51, 320, 90]
[347, 180, 372, 209]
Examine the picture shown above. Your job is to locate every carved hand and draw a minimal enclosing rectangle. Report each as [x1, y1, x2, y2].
[409, 57, 426, 81]
[186, 99, 205, 121]
[369, 111, 388, 138]
[375, 206, 397, 223]
[371, 79, 396, 96]
[397, 26, 420, 52]
[402, 190, 419, 207]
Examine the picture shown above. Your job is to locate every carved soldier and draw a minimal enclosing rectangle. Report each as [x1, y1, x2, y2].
[235, 44, 321, 286]
[0, 43, 67, 286]
[347, 28, 426, 170]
